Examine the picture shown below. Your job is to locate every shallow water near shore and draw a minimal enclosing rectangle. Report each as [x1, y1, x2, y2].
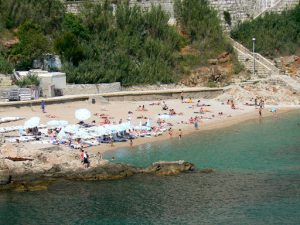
[1, 111, 300, 224]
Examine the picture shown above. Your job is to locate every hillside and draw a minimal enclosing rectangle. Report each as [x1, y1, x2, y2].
[231, 5, 300, 58]
[0, 0, 241, 86]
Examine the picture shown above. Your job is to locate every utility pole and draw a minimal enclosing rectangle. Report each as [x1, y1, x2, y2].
[252, 37, 256, 77]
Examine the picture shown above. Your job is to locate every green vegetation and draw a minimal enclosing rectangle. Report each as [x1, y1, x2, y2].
[174, 0, 234, 67]
[15, 75, 40, 87]
[60, 3, 185, 85]
[0, 0, 239, 86]
[0, 0, 64, 32]
[0, 46, 13, 74]
[231, 5, 300, 58]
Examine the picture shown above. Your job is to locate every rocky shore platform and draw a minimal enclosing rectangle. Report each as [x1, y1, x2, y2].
[0, 145, 196, 192]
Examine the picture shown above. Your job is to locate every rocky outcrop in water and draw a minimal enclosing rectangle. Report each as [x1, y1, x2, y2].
[0, 148, 194, 191]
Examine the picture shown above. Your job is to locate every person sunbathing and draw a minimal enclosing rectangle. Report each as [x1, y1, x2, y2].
[189, 117, 195, 124]
[46, 114, 57, 118]
[169, 109, 176, 115]
[184, 97, 193, 103]
[136, 106, 143, 111]
[100, 118, 110, 125]
[100, 114, 109, 118]
[200, 107, 204, 114]
[149, 102, 160, 106]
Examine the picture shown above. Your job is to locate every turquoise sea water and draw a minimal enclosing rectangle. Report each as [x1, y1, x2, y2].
[0, 111, 300, 224]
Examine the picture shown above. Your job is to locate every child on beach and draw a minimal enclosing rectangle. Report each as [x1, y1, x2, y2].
[179, 129, 182, 139]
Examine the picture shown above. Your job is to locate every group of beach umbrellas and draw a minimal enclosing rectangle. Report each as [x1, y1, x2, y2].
[23, 108, 91, 129]
[22, 108, 153, 140]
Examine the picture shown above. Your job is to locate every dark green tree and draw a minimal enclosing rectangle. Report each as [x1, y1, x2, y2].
[54, 32, 84, 66]
[11, 21, 51, 70]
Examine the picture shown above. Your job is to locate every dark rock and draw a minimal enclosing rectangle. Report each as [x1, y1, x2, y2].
[0, 160, 195, 191]
[199, 168, 214, 174]
[0, 159, 11, 185]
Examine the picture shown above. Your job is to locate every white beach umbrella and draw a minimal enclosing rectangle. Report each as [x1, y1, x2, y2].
[119, 122, 129, 131]
[74, 130, 92, 139]
[47, 120, 60, 127]
[75, 108, 91, 121]
[158, 114, 171, 119]
[64, 124, 80, 134]
[24, 117, 40, 128]
[57, 129, 68, 140]
[59, 120, 69, 127]
[106, 124, 119, 133]
[93, 126, 108, 136]
[146, 119, 151, 128]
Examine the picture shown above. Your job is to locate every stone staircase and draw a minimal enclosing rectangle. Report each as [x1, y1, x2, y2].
[268, 75, 300, 93]
[230, 38, 280, 79]
[231, 38, 300, 93]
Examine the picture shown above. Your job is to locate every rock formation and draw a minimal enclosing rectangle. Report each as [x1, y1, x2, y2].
[0, 145, 195, 191]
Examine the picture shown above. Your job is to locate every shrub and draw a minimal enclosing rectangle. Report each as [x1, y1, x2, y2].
[15, 75, 40, 87]
[0, 56, 13, 74]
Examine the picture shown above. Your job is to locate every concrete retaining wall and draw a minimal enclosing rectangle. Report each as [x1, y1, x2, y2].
[62, 82, 121, 95]
[0, 87, 225, 107]
[102, 88, 224, 102]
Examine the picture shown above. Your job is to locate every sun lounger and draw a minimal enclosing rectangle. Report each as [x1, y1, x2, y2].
[0, 117, 24, 124]
[83, 140, 100, 146]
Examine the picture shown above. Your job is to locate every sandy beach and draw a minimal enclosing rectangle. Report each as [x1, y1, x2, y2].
[0, 95, 296, 157]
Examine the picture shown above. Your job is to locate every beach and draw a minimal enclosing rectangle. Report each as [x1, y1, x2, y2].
[0, 96, 297, 156]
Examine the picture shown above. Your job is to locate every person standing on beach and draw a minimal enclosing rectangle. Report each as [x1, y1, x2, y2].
[259, 108, 262, 117]
[97, 152, 103, 163]
[130, 139, 133, 147]
[83, 151, 90, 168]
[41, 100, 45, 113]
[180, 91, 184, 103]
[179, 129, 182, 139]
[168, 128, 173, 138]
[80, 149, 84, 164]
[194, 120, 199, 130]
[109, 134, 114, 147]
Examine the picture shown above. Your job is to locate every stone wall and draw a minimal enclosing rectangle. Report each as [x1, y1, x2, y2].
[62, 82, 121, 95]
[129, 0, 174, 17]
[63, 0, 298, 29]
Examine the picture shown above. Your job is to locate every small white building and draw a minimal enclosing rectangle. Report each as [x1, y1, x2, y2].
[15, 70, 66, 97]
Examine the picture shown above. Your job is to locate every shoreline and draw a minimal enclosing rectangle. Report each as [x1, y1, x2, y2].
[90, 107, 299, 155]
